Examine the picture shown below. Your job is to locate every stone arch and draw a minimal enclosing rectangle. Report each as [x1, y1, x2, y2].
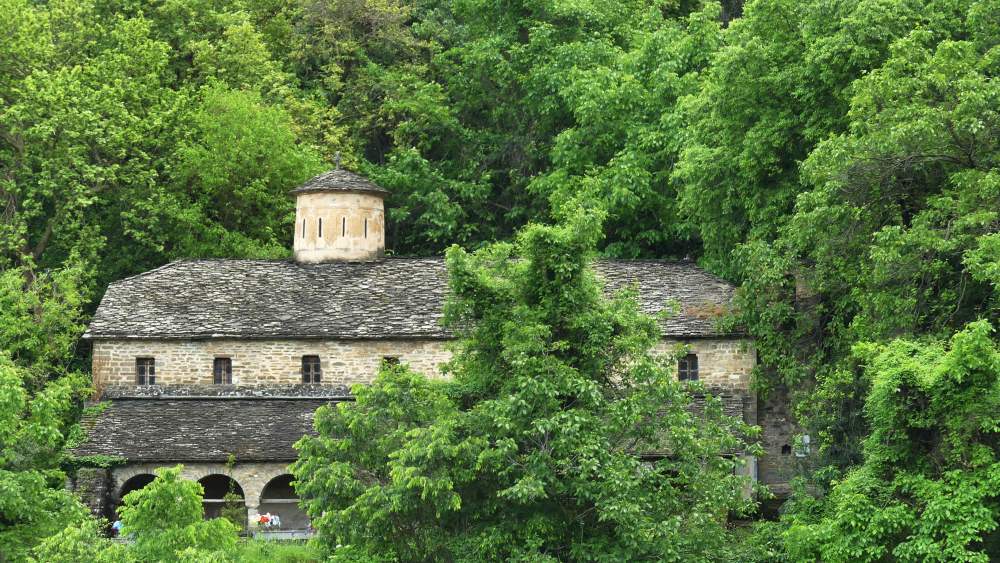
[118, 473, 155, 502]
[197, 474, 246, 524]
[112, 473, 156, 520]
[258, 474, 309, 530]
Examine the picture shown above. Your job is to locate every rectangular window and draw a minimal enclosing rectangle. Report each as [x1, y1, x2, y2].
[364, 218, 368, 239]
[678, 353, 699, 381]
[318, 217, 323, 238]
[213, 357, 232, 384]
[136, 357, 155, 385]
[302, 219, 306, 238]
[342, 217, 346, 236]
[302, 355, 321, 383]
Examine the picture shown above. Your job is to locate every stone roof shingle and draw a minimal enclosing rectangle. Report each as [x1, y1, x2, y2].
[73, 397, 334, 462]
[291, 169, 390, 195]
[85, 258, 738, 340]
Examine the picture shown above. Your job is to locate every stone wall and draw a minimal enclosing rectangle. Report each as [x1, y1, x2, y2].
[92, 338, 453, 392]
[294, 191, 384, 262]
[94, 336, 755, 392]
[72, 467, 113, 520]
[757, 386, 800, 496]
[653, 337, 755, 390]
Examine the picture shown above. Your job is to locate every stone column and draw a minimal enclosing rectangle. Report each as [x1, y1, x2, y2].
[74, 467, 113, 520]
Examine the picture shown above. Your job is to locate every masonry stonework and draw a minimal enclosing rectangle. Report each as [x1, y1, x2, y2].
[294, 191, 385, 263]
[653, 338, 755, 390]
[93, 336, 754, 393]
[92, 338, 453, 393]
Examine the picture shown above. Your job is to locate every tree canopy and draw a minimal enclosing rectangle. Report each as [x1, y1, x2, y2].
[0, 0, 998, 558]
[292, 211, 756, 561]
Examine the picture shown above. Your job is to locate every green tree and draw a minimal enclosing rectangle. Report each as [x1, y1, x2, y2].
[784, 321, 1000, 561]
[293, 210, 756, 561]
[29, 518, 129, 563]
[0, 355, 89, 561]
[118, 466, 239, 561]
[731, 0, 999, 475]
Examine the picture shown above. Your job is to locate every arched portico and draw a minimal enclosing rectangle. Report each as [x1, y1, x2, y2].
[110, 461, 301, 530]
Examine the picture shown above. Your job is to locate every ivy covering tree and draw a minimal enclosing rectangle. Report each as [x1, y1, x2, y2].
[293, 211, 756, 561]
[783, 321, 1000, 561]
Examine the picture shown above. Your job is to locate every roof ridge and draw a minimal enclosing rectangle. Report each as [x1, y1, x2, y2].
[106, 259, 187, 287]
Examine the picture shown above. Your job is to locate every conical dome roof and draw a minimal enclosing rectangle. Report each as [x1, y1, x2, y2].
[291, 169, 390, 196]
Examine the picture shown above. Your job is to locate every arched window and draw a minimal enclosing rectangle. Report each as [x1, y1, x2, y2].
[259, 474, 309, 530]
[198, 474, 245, 524]
[678, 353, 699, 381]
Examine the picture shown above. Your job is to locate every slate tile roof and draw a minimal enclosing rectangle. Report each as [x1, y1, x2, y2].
[72, 389, 749, 462]
[85, 258, 739, 340]
[290, 169, 390, 195]
[73, 397, 336, 462]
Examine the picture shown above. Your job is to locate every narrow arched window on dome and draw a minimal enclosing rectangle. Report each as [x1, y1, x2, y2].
[342, 217, 346, 237]
[318, 217, 323, 238]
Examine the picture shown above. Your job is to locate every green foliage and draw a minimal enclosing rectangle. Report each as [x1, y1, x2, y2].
[293, 210, 756, 561]
[3, 0, 998, 556]
[784, 321, 1000, 561]
[1, 0, 332, 302]
[0, 355, 90, 560]
[727, 0, 1000, 474]
[0, 265, 88, 383]
[226, 540, 321, 562]
[118, 465, 239, 561]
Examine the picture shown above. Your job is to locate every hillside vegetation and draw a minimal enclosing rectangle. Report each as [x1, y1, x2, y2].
[1, 0, 998, 560]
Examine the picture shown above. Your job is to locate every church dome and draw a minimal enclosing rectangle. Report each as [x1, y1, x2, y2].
[292, 168, 387, 263]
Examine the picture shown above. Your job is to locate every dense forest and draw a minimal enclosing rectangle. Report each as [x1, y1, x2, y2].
[1, 0, 999, 560]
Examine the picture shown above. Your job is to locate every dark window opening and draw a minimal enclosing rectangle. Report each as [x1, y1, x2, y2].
[781, 444, 792, 455]
[136, 357, 155, 385]
[119, 474, 155, 503]
[301, 219, 306, 238]
[678, 353, 699, 381]
[199, 474, 245, 523]
[302, 355, 321, 383]
[382, 356, 400, 367]
[213, 357, 232, 384]
[364, 218, 368, 238]
[318, 217, 323, 238]
[342, 217, 346, 236]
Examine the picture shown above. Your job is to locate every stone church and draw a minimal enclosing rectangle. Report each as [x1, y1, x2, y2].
[72, 169, 796, 531]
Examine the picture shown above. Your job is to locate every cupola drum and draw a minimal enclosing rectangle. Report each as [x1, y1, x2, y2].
[292, 169, 388, 263]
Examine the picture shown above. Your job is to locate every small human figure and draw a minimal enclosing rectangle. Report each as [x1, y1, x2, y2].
[111, 519, 123, 537]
